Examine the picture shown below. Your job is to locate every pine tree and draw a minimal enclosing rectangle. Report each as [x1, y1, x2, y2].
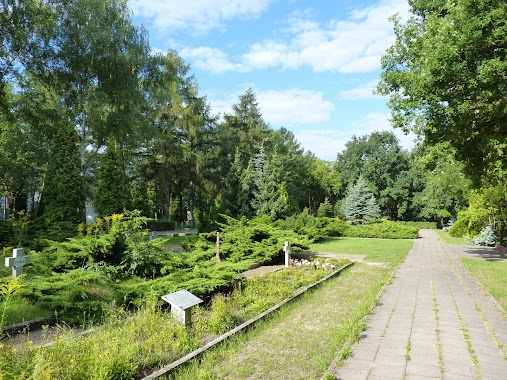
[317, 197, 333, 217]
[93, 140, 132, 216]
[43, 125, 85, 223]
[251, 145, 288, 220]
[343, 176, 380, 224]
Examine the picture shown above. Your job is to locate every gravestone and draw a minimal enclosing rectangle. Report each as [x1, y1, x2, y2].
[284, 241, 291, 267]
[5, 248, 30, 278]
[161, 289, 203, 326]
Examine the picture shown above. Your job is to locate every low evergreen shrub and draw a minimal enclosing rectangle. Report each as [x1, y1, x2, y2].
[398, 221, 437, 230]
[146, 219, 176, 231]
[343, 220, 418, 239]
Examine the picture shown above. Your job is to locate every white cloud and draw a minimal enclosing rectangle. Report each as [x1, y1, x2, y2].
[294, 130, 350, 161]
[207, 88, 335, 126]
[257, 89, 334, 125]
[294, 112, 417, 161]
[350, 112, 418, 150]
[179, 47, 241, 74]
[129, 0, 271, 34]
[339, 80, 383, 100]
[180, 0, 410, 74]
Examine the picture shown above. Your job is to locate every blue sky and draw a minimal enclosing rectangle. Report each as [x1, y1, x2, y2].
[128, 0, 415, 161]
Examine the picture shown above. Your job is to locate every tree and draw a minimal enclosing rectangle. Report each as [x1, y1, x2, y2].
[334, 131, 417, 220]
[378, 0, 507, 184]
[43, 125, 84, 223]
[343, 177, 380, 225]
[93, 140, 131, 216]
[412, 142, 470, 224]
[251, 144, 288, 220]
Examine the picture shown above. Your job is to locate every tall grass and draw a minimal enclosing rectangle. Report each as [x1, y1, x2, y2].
[165, 238, 413, 379]
[1, 263, 346, 379]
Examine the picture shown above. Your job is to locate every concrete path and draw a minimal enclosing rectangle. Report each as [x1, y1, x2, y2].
[333, 229, 507, 380]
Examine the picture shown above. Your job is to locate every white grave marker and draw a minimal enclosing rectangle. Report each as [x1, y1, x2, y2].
[284, 241, 291, 267]
[161, 289, 203, 326]
[5, 248, 30, 278]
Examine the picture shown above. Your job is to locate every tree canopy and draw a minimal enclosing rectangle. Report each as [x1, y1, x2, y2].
[378, 0, 507, 185]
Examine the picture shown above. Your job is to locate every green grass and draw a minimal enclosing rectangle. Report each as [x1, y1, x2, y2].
[310, 237, 414, 263]
[1, 298, 53, 326]
[436, 230, 467, 245]
[165, 238, 413, 380]
[164, 235, 199, 245]
[460, 258, 507, 310]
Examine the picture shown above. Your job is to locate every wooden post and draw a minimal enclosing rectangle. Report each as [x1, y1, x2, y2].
[284, 241, 290, 267]
[216, 232, 221, 262]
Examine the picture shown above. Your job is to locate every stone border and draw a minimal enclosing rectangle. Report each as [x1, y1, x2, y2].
[2, 317, 55, 336]
[142, 262, 355, 380]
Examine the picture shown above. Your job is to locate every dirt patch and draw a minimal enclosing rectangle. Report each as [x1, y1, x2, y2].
[242, 265, 285, 278]
[293, 251, 366, 263]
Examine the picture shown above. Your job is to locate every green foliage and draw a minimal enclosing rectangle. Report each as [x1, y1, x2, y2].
[343, 220, 419, 239]
[334, 131, 422, 220]
[323, 219, 351, 237]
[465, 225, 498, 247]
[378, 0, 507, 183]
[343, 176, 380, 225]
[13, 270, 115, 324]
[42, 125, 84, 224]
[448, 188, 503, 238]
[397, 221, 437, 230]
[412, 143, 470, 224]
[251, 145, 288, 220]
[93, 141, 132, 216]
[317, 197, 333, 217]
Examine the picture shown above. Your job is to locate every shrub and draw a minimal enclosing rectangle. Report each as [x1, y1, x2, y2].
[398, 221, 437, 230]
[343, 220, 418, 239]
[323, 219, 350, 237]
[465, 225, 498, 246]
[15, 270, 116, 324]
[146, 219, 176, 231]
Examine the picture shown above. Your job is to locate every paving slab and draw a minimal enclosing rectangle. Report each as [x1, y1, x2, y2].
[332, 229, 507, 380]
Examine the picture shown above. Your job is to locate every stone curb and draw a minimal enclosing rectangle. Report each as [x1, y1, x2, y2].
[142, 262, 355, 380]
[2, 317, 55, 337]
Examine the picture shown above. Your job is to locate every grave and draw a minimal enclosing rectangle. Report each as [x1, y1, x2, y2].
[5, 248, 30, 278]
[161, 289, 203, 326]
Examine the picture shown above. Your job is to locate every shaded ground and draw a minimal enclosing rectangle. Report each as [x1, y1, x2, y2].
[450, 244, 507, 262]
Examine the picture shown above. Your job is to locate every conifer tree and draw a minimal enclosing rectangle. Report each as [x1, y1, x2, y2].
[343, 176, 380, 224]
[43, 125, 84, 223]
[94, 140, 132, 216]
[251, 145, 288, 220]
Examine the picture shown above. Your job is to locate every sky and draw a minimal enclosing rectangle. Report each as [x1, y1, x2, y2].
[128, 0, 416, 161]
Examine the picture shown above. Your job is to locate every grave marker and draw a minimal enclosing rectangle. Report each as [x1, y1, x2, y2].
[5, 248, 30, 278]
[284, 241, 291, 267]
[161, 289, 203, 326]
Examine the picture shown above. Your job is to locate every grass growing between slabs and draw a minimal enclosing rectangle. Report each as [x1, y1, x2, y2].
[460, 258, 507, 311]
[165, 238, 413, 380]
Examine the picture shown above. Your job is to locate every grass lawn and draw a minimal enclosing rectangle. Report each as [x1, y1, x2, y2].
[164, 235, 199, 245]
[165, 238, 413, 380]
[436, 230, 467, 245]
[310, 237, 414, 263]
[460, 258, 507, 311]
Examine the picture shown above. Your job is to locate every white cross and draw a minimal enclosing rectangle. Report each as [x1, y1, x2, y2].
[5, 248, 30, 278]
